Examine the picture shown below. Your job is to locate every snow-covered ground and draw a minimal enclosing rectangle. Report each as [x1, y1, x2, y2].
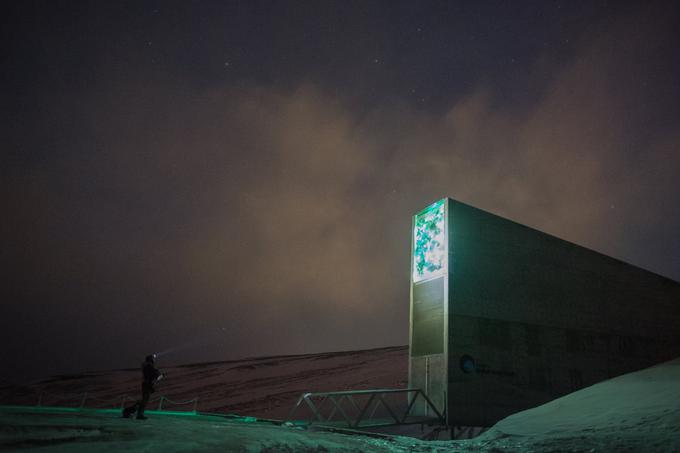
[0, 406, 428, 452]
[452, 357, 680, 452]
[2, 349, 680, 451]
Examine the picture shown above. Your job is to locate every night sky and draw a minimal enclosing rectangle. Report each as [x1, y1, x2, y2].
[2, 1, 680, 382]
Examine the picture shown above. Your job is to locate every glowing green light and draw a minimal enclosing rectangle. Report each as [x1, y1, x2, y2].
[413, 199, 446, 283]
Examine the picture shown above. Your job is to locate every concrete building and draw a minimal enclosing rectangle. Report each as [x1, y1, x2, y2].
[408, 198, 680, 427]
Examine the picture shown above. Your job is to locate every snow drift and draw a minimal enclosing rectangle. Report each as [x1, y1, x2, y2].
[461, 357, 680, 451]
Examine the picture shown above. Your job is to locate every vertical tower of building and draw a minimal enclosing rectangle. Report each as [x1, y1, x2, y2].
[409, 198, 449, 418]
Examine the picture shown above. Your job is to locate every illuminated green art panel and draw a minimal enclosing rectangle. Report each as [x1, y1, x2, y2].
[413, 199, 447, 283]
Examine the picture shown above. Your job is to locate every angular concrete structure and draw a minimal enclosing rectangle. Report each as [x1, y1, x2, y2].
[408, 198, 680, 427]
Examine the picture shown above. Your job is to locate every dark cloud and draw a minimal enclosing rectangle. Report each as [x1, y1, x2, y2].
[2, 1, 679, 381]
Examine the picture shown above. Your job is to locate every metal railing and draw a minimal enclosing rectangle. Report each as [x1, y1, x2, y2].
[119, 394, 200, 412]
[287, 388, 444, 429]
[29, 390, 199, 413]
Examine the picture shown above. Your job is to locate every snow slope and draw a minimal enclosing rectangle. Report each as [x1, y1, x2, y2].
[460, 357, 680, 451]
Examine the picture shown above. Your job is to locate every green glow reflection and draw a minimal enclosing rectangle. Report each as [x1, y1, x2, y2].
[413, 199, 446, 282]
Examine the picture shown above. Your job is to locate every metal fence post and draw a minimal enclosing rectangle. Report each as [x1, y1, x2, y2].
[158, 396, 164, 411]
[193, 398, 199, 413]
[80, 392, 88, 409]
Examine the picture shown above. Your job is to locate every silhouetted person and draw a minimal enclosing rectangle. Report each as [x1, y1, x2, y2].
[123, 354, 163, 420]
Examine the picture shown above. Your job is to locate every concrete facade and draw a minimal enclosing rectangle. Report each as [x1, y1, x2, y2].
[409, 198, 680, 427]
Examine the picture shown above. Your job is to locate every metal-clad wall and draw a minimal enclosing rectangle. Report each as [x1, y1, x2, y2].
[444, 199, 680, 426]
[410, 276, 447, 415]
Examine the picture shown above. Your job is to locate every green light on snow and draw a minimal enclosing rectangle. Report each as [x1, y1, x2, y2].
[413, 199, 446, 283]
